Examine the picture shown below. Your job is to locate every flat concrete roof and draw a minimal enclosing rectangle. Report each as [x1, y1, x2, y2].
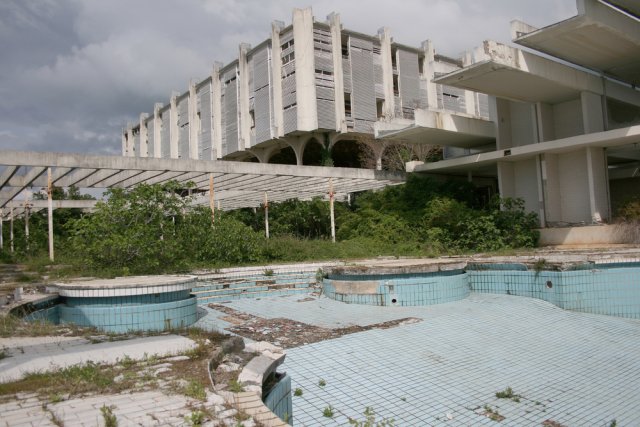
[0, 150, 405, 218]
[514, 0, 640, 86]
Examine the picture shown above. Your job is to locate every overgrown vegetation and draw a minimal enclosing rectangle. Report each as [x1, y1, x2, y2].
[0, 176, 539, 276]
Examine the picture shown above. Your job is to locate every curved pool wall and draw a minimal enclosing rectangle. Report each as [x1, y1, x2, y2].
[323, 270, 470, 306]
[323, 263, 640, 319]
[24, 276, 199, 333]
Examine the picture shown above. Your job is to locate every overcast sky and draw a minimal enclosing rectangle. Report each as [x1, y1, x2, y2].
[0, 0, 576, 156]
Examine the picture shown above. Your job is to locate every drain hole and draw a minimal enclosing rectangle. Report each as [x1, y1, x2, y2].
[392, 298, 397, 303]
[546, 280, 553, 289]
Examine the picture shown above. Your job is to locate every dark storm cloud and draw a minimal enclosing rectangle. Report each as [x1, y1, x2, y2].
[0, 0, 576, 155]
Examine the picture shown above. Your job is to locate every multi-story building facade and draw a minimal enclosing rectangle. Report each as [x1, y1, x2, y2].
[409, 0, 640, 243]
[122, 8, 493, 169]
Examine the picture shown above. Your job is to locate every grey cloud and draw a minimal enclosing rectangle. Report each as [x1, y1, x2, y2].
[0, 0, 576, 155]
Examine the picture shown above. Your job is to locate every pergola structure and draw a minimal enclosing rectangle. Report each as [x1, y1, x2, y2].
[0, 149, 405, 258]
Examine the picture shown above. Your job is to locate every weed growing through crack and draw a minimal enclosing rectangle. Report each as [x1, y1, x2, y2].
[100, 405, 118, 427]
[483, 405, 505, 422]
[348, 406, 394, 426]
[318, 379, 326, 387]
[294, 387, 303, 396]
[183, 379, 207, 401]
[495, 386, 521, 402]
[185, 410, 205, 426]
[323, 405, 334, 418]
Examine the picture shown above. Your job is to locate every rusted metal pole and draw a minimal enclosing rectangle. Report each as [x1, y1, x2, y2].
[209, 173, 215, 224]
[329, 179, 335, 243]
[0, 209, 3, 250]
[47, 168, 54, 261]
[24, 201, 30, 251]
[264, 192, 269, 239]
[10, 207, 14, 253]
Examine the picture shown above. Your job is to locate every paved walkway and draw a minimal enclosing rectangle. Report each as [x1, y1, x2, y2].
[217, 293, 640, 426]
[0, 335, 196, 383]
[0, 390, 201, 427]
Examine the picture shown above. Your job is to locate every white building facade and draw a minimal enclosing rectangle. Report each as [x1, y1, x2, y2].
[122, 8, 492, 168]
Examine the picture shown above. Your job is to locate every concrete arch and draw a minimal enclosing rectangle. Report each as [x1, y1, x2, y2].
[331, 138, 366, 168]
[302, 137, 325, 165]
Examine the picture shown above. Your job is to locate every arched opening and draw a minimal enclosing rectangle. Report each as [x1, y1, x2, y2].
[302, 138, 324, 166]
[268, 146, 297, 165]
[331, 139, 364, 168]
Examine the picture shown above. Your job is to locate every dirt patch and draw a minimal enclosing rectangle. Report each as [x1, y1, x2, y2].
[209, 303, 421, 349]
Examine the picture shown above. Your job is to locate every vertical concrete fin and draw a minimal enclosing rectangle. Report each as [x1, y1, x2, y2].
[293, 7, 318, 131]
[329, 12, 346, 133]
[378, 27, 395, 118]
[271, 22, 285, 137]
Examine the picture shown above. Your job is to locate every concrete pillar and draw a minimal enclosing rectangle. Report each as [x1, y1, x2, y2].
[139, 113, 149, 157]
[238, 43, 252, 150]
[188, 80, 199, 159]
[329, 179, 336, 243]
[271, 21, 285, 138]
[126, 127, 135, 157]
[421, 40, 438, 111]
[540, 153, 562, 224]
[292, 7, 318, 131]
[0, 209, 3, 250]
[497, 162, 515, 199]
[288, 136, 307, 166]
[535, 155, 546, 227]
[121, 131, 127, 156]
[250, 146, 279, 163]
[379, 27, 395, 118]
[581, 91, 605, 134]
[153, 103, 162, 158]
[212, 63, 223, 159]
[264, 192, 270, 239]
[586, 147, 609, 222]
[491, 98, 512, 150]
[535, 102, 555, 142]
[170, 94, 179, 158]
[328, 12, 347, 133]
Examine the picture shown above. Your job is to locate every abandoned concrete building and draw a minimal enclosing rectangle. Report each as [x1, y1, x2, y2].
[123, 0, 640, 244]
[121, 7, 492, 169]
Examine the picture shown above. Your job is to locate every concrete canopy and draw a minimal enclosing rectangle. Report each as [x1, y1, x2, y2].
[414, 125, 640, 174]
[375, 109, 495, 149]
[0, 150, 405, 218]
[513, 0, 640, 86]
[433, 41, 604, 104]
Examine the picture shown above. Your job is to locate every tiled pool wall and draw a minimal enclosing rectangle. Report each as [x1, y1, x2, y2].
[323, 263, 640, 319]
[23, 290, 198, 333]
[471, 264, 640, 319]
[58, 295, 198, 333]
[324, 270, 470, 306]
[264, 373, 293, 425]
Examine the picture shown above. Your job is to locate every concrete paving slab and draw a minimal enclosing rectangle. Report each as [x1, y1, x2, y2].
[0, 335, 196, 383]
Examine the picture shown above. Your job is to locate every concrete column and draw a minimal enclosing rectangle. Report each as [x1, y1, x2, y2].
[379, 27, 395, 118]
[422, 40, 437, 111]
[271, 21, 285, 138]
[328, 12, 346, 133]
[169, 94, 179, 158]
[581, 91, 605, 134]
[189, 80, 199, 159]
[212, 63, 223, 159]
[535, 155, 546, 227]
[250, 146, 279, 163]
[541, 153, 561, 223]
[139, 113, 149, 157]
[497, 161, 515, 199]
[288, 136, 307, 166]
[292, 7, 318, 131]
[535, 102, 555, 142]
[0, 209, 3, 250]
[329, 179, 335, 243]
[586, 147, 609, 222]
[126, 127, 134, 157]
[491, 98, 512, 150]
[153, 103, 162, 158]
[121, 131, 127, 156]
[264, 192, 269, 239]
[238, 43, 252, 150]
